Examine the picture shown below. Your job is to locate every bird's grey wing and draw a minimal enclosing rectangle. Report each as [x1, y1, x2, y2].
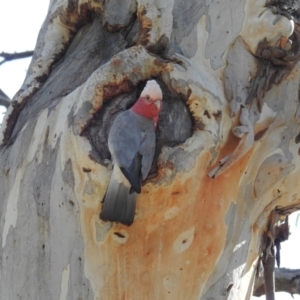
[108, 111, 142, 192]
[139, 126, 156, 180]
[120, 153, 142, 194]
[108, 111, 140, 167]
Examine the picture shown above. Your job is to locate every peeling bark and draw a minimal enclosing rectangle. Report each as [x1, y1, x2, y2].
[1, 0, 300, 299]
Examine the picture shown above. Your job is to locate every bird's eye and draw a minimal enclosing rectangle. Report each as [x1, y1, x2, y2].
[146, 95, 150, 101]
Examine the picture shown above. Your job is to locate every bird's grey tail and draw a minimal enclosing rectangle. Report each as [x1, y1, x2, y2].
[100, 174, 136, 226]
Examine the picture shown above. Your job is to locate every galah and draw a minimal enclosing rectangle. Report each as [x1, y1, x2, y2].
[100, 80, 163, 226]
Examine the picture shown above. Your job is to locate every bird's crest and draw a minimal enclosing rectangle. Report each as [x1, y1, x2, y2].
[141, 80, 162, 101]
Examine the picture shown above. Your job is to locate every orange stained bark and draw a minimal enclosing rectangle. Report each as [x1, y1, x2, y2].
[79, 147, 255, 300]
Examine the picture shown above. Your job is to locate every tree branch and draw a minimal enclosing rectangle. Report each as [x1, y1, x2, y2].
[0, 89, 10, 108]
[254, 268, 300, 297]
[264, 247, 276, 300]
[0, 51, 34, 66]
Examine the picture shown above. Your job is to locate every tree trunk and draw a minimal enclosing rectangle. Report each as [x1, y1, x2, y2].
[1, 0, 300, 299]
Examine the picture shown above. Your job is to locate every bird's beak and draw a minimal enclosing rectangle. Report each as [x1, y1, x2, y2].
[155, 100, 161, 110]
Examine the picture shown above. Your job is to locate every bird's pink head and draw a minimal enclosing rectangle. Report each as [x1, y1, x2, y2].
[131, 80, 163, 129]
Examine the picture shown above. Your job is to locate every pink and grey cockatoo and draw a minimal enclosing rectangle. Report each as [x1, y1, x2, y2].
[100, 80, 163, 226]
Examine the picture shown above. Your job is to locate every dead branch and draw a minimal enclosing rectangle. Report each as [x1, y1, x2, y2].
[263, 247, 276, 300]
[254, 268, 300, 297]
[0, 89, 10, 108]
[0, 51, 34, 66]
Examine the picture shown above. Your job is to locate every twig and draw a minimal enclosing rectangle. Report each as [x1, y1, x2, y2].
[0, 51, 34, 66]
[0, 89, 10, 108]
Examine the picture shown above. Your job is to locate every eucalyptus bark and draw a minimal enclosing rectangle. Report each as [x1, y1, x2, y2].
[1, 1, 300, 300]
